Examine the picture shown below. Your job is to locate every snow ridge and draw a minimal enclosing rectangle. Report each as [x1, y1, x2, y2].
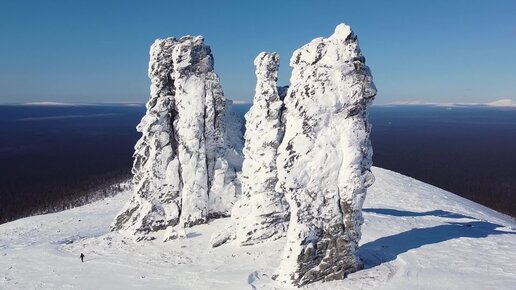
[231, 52, 289, 245]
[112, 36, 242, 240]
[274, 23, 377, 286]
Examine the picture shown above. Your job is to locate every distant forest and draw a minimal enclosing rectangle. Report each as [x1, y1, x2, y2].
[0, 170, 131, 224]
[370, 106, 516, 218]
[0, 105, 514, 224]
[373, 154, 516, 218]
[0, 105, 142, 224]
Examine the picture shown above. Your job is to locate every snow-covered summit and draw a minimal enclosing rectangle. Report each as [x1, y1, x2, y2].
[487, 98, 516, 107]
[0, 167, 514, 290]
[333, 23, 352, 38]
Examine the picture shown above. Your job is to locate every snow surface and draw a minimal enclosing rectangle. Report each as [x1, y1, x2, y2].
[1, 167, 514, 289]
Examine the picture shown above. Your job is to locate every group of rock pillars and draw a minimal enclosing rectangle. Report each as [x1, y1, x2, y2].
[112, 23, 376, 286]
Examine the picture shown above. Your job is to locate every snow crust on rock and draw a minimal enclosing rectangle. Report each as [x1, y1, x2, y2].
[231, 52, 290, 245]
[275, 23, 377, 286]
[112, 36, 242, 240]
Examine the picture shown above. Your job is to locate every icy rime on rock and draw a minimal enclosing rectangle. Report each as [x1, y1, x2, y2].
[112, 36, 242, 240]
[274, 24, 376, 286]
[231, 52, 289, 245]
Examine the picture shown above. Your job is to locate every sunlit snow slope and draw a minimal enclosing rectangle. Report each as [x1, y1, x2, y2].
[1, 167, 515, 289]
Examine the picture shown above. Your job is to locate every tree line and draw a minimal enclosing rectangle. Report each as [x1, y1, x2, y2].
[0, 170, 132, 224]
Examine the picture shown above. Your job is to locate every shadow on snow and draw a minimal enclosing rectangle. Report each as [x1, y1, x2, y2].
[362, 208, 474, 219]
[359, 208, 515, 269]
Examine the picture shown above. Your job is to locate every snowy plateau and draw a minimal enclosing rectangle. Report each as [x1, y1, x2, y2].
[0, 167, 515, 289]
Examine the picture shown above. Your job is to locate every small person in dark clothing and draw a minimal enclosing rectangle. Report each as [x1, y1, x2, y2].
[80, 253, 85, 263]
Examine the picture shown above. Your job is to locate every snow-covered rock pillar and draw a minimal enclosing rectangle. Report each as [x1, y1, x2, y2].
[275, 24, 376, 285]
[112, 36, 242, 240]
[231, 52, 289, 245]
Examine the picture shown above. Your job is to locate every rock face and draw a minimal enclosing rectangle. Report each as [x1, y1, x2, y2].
[231, 52, 289, 245]
[112, 36, 242, 240]
[274, 24, 376, 285]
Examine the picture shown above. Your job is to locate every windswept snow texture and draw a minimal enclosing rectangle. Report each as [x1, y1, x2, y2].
[275, 23, 376, 285]
[232, 52, 289, 245]
[112, 36, 242, 240]
[0, 168, 515, 290]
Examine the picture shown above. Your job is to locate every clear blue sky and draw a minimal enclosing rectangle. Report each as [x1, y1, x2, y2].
[0, 0, 515, 104]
